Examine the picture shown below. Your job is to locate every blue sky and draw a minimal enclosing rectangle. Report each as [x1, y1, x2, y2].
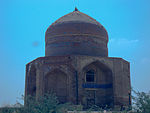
[0, 0, 150, 106]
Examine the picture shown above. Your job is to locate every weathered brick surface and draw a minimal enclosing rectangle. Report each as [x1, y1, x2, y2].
[45, 22, 108, 57]
[25, 10, 131, 110]
[25, 55, 131, 109]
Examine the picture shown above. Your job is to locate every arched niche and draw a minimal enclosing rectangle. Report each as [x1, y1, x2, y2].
[28, 65, 36, 96]
[82, 60, 113, 108]
[44, 69, 68, 103]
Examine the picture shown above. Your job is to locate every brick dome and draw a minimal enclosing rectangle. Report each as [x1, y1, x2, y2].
[45, 9, 109, 57]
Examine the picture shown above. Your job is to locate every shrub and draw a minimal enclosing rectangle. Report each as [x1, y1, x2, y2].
[132, 90, 150, 113]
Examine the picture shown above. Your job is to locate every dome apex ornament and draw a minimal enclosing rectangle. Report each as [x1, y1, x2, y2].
[75, 7, 78, 11]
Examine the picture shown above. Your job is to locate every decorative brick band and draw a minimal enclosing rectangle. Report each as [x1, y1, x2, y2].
[46, 34, 107, 41]
[82, 83, 112, 89]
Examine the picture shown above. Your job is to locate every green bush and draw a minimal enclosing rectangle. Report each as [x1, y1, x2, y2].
[132, 90, 150, 113]
[0, 93, 83, 113]
[1, 90, 150, 113]
[20, 93, 76, 113]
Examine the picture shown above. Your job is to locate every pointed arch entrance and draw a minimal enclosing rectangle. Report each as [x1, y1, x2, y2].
[45, 69, 68, 103]
[82, 60, 113, 108]
[28, 65, 36, 96]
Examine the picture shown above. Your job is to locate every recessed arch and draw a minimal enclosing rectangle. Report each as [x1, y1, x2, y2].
[82, 60, 114, 108]
[28, 64, 36, 96]
[83, 60, 112, 72]
[44, 69, 68, 103]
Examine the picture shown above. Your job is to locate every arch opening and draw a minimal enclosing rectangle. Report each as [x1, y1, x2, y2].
[28, 65, 36, 96]
[45, 69, 68, 103]
[82, 61, 114, 108]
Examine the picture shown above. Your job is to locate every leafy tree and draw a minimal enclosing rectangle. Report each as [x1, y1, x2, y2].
[0, 93, 84, 113]
[18, 93, 74, 113]
[2, 90, 150, 113]
[132, 90, 150, 113]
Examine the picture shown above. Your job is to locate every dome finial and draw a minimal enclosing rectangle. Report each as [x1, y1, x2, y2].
[75, 7, 78, 11]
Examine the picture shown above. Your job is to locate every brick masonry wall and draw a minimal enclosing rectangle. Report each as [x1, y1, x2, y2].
[45, 22, 108, 57]
[25, 55, 131, 109]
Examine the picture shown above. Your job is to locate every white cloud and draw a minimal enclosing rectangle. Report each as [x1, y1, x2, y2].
[141, 58, 150, 64]
[109, 38, 139, 45]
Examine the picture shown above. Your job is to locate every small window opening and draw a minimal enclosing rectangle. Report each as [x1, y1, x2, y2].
[86, 70, 95, 82]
